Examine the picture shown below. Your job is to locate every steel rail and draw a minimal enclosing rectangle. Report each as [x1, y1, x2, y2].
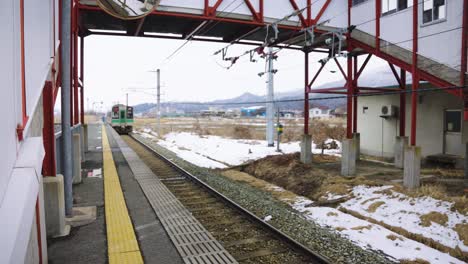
[128, 133, 331, 264]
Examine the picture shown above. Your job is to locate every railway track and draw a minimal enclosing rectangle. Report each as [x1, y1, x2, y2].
[123, 134, 330, 264]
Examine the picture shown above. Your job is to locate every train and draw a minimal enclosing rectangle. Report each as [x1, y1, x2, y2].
[111, 104, 134, 134]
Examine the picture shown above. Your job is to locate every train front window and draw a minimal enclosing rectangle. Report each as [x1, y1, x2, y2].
[112, 110, 119, 119]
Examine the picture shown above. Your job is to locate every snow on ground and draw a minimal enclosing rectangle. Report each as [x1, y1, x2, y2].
[341, 185, 468, 253]
[275, 193, 464, 264]
[142, 131, 341, 169]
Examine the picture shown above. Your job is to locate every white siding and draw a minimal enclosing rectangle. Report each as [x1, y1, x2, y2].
[24, 0, 55, 117]
[351, 0, 464, 69]
[357, 88, 464, 157]
[0, 0, 21, 205]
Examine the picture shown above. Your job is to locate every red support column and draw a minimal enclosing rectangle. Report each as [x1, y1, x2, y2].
[42, 81, 57, 177]
[375, 0, 381, 52]
[80, 36, 85, 124]
[410, 0, 419, 146]
[304, 51, 310, 135]
[353, 55, 358, 133]
[399, 69, 406, 137]
[346, 54, 353, 139]
[462, 0, 468, 119]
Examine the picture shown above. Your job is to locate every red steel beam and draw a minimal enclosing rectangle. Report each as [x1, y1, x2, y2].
[243, 0, 261, 22]
[309, 87, 346, 93]
[313, 0, 331, 25]
[17, 0, 28, 141]
[400, 69, 406, 137]
[307, 0, 311, 26]
[410, 0, 418, 146]
[346, 54, 353, 139]
[353, 55, 358, 133]
[358, 86, 400, 91]
[80, 36, 85, 124]
[289, 0, 308, 27]
[210, 0, 224, 16]
[375, 0, 381, 52]
[356, 54, 371, 80]
[308, 61, 327, 88]
[42, 81, 57, 177]
[333, 58, 347, 80]
[304, 52, 310, 134]
[78, 4, 319, 33]
[462, 0, 468, 119]
[349, 39, 458, 94]
[388, 62, 403, 87]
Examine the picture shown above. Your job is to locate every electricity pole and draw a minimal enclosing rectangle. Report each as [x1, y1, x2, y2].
[156, 69, 161, 136]
[266, 47, 276, 147]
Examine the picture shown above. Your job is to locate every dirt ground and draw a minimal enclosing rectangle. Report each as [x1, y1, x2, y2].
[235, 153, 467, 203]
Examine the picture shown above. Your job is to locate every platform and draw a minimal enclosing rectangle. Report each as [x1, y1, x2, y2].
[48, 123, 236, 264]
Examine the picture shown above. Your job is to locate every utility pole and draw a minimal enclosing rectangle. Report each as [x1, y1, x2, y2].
[156, 69, 161, 136]
[266, 47, 276, 147]
[126, 93, 129, 126]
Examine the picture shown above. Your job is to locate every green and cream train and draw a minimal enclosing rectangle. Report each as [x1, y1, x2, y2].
[111, 104, 134, 134]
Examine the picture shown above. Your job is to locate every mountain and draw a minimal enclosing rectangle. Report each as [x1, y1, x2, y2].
[133, 90, 346, 115]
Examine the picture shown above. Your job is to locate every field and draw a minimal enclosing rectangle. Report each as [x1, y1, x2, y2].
[133, 116, 346, 142]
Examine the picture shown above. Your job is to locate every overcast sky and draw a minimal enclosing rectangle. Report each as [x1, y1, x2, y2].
[82, 35, 389, 110]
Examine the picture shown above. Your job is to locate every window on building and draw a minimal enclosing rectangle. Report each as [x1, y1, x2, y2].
[382, 0, 413, 15]
[423, 0, 446, 24]
[352, 0, 368, 6]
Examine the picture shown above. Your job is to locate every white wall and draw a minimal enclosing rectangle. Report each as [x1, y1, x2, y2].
[351, 0, 464, 69]
[0, 0, 22, 206]
[24, 0, 55, 117]
[357, 85, 464, 157]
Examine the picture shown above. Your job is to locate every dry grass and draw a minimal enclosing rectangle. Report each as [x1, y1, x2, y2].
[335, 227, 347, 231]
[419, 211, 449, 227]
[351, 225, 372, 231]
[386, 234, 404, 241]
[399, 258, 430, 264]
[326, 212, 338, 217]
[455, 223, 468, 246]
[366, 201, 386, 213]
[421, 168, 464, 178]
[340, 207, 468, 261]
[220, 170, 299, 202]
[392, 184, 468, 215]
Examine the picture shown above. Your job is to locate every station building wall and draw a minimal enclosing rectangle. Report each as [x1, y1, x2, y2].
[357, 84, 468, 158]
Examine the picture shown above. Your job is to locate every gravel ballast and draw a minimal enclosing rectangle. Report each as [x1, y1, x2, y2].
[133, 134, 395, 264]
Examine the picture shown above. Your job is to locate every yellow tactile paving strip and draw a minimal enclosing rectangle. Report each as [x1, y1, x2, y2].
[102, 125, 144, 264]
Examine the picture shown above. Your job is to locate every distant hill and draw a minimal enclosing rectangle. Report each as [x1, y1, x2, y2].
[134, 90, 346, 115]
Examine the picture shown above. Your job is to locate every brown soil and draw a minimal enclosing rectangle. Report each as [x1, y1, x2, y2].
[455, 223, 468, 246]
[242, 153, 329, 198]
[366, 201, 386, 213]
[419, 212, 449, 227]
[386, 234, 404, 241]
[399, 258, 430, 264]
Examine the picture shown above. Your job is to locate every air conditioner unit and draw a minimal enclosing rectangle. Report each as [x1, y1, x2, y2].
[381, 105, 398, 118]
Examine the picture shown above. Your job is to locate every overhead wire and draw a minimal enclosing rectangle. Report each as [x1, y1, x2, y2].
[159, 0, 243, 67]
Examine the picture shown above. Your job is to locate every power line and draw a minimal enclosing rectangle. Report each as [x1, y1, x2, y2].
[160, 0, 243, 66]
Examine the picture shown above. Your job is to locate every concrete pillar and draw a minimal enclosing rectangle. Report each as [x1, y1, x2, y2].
[43, 175, 71, 237]
[394, 136, 408, 169]
[83, 124, 88, 152]
[73, 133, 82, 184]
[353, 133, 360, 160]
[341, 138, 356, 177]
[300, 134, 312, 164]
[404, 146, 421, 189]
